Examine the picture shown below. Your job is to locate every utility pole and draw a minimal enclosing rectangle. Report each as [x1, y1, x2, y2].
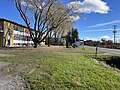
[113, 25, 117, 44]
[95, 46, 98, 59]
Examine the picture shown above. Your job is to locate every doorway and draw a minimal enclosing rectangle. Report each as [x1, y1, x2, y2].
[0, 32, 3, 47]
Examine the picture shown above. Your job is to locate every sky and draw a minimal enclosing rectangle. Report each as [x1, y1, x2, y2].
[0, 0, 120, 42]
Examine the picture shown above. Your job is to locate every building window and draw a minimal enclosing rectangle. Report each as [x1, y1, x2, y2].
[14, 25, 19, 31]
[19, 27, 24, 32]
[7, 29, 11, 46]
[0, 22, 3, 30]
[14, 25, 25, 32]
[14, 34, 19, 40]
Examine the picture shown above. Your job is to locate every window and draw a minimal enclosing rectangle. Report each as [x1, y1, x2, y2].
[14, 34, 19, 40]
[14, 25, 19, 31]
[20, 27, 24, 32]
[0, 22, 3, 30]
[14, 34, 27, 41]
[19, 35, 24, 40]
[14, 25, 25, 32]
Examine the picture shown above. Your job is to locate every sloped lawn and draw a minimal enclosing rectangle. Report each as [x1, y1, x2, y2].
[0, 46, 120, 90]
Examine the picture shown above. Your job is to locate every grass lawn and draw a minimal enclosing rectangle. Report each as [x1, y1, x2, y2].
[0, 46, 120, 90]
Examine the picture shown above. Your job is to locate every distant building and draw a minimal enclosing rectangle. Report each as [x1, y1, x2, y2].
[0, 18, 44, 47]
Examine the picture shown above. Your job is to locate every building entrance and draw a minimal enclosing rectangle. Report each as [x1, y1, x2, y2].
[0, 32, 3, 47]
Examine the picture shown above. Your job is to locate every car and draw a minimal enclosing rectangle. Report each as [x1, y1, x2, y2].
[72, 41, 84, 48]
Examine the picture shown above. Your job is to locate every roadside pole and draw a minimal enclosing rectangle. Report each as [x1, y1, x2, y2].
[95, 45, 98, 59]
[112, 25, 117, 49]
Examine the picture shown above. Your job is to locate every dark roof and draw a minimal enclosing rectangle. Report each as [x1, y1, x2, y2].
[0, 18, 28, 28]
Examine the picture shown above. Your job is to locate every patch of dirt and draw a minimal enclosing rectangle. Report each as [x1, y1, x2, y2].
[0, 54, 15, 57]
[0, 62, 26, 90]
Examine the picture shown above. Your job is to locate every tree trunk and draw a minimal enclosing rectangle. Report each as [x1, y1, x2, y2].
[66, 39, 69, 48]
[34, 42, 37, 48]
[33, 37, 38, 48]
[48, 36, 50, 47]
[54, 33, 58, 46]
[55, 34, 57, 46]
[72, 38, 74, 43]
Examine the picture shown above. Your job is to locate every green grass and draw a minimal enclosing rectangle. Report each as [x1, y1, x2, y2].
[0, 46, 120, 90]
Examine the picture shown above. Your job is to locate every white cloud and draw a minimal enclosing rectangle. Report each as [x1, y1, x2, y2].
[21, 1, 27, 6]
[87, 20, 120, 28]
[85, 35, 120, 43]
[84, 37, 100, 41]
[70, 15, 80, 22]
[21, 1, 45, 9]
[84, 36, 111, 41]
[68, 0, 110, 14]
[83, 18, 86, 20]
[100, 36, 111, 40]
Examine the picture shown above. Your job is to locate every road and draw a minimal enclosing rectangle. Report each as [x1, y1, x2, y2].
[85, 46, 120, 55]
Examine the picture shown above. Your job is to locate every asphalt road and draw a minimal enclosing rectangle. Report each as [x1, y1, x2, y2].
[85, 46, 120, 55]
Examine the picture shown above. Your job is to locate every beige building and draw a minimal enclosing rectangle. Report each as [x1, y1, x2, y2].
[0, 18, 35, 47]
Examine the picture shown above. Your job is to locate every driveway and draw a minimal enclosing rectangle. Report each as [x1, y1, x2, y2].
[85, 46, 120, 55]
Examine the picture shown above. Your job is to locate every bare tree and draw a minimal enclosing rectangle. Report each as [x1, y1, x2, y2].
[14, 0, 73, 48]
[53, 21, 72, 46]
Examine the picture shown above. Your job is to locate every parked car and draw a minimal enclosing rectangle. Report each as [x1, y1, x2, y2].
[72, 41, 84, 48]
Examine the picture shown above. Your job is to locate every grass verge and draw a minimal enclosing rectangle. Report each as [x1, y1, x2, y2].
[0, 46, 120, 90]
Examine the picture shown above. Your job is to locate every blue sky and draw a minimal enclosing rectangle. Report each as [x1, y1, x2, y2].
[0, 0, 120, 42]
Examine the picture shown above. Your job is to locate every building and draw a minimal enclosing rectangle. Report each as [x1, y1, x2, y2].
[0, 18, 35, 47]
